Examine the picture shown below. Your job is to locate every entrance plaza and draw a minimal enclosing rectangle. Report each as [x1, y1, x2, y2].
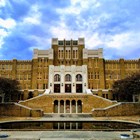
[0, 116, 140, 139]
[0, 131, 136, 140]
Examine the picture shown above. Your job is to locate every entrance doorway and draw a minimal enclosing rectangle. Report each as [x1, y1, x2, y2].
[54, 84, 60, 93]
[76, 84, 82, 93]
[54, 100, 58, 113]
[0, 96, 2, 103]
[65, 84, 71, 93]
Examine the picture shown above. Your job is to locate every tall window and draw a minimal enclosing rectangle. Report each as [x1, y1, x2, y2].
[95, 72, 99, 79]
[65, 74, 71, 81]
[76, 74, 82, 81]
[54, 74, 60, 82]
[72, 49, 78, 59]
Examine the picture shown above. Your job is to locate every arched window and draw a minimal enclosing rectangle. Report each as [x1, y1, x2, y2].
[54, 74, 60, 82]
[76, 74, 82, 81]
[65, 74, 71, 81]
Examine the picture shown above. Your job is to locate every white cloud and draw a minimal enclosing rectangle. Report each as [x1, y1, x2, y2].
[28, 35, 50, 51]
[0, 0, 7, 7]
[0, 29, 9, 48]
[0, 18, 16, 29]
[56, 0, 100, 15]
[0, 18, 16, 49]
[22, 4, 41, 25]
[105, 32, 140, 50]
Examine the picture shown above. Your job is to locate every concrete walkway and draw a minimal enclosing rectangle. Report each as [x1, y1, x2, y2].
[0, 131, 135, 140]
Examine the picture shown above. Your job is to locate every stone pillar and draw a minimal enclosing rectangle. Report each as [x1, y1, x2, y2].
[82, 65, 88, 93]
[76, 123, 78, 129]
[58, 123, 60, 130]
[70, 101, 72, 114]
[70, 123, 72, 130]
[72, 65, 76, 93]
[48, 65, 54, 93]
[76, 101, 78, 113]
[60, 65, 65, 93]
[0, 93, 5, 103]
[58, 100, 60, 113]
[64, 100, 66, 113]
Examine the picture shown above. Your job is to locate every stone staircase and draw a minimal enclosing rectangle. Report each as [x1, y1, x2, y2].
[43, 113, 93, 118]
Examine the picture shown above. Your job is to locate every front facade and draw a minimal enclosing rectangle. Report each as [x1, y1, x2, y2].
[0, 38, 140, 101]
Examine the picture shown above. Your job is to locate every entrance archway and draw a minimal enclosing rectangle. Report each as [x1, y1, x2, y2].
[66, 100, 70, 113]
[72, 100, 76, 113]
[54, 100, 58, 113]
[60, 100, 64, 113]
[0, 96, 2, 103]
[77, 100, 82, 113]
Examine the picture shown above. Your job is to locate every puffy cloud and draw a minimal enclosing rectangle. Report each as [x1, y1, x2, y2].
[22, 4, 41, 25]
[0, 18, 16, 29]
[0, 0, 140, 59]
[0, 0, 6, 7]
[0, 29, 8, 48]
[0, 18, 16, 49]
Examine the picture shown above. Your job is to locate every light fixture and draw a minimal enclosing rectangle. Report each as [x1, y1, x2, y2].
[61, 83, 63, 86]
[73, 83, 75, 86]
[84, 83, 86, 86]
[50, 83, 52, 86]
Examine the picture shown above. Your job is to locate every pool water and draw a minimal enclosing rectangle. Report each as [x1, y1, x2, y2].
[0, 120, 140, 131]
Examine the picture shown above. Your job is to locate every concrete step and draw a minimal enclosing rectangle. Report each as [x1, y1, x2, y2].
[43, 113, 93, 118]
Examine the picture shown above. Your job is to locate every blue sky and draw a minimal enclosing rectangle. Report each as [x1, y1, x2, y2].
[0, 0, 140, 60]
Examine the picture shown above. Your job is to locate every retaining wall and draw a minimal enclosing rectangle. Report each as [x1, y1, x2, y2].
[0, 103, 43, 117]
[92, 102, 140, 117]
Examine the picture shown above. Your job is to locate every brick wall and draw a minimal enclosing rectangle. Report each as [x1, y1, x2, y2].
[0, 103, 43, 117]
[92, 102, 140, 117]
[19, 94, 116, 113]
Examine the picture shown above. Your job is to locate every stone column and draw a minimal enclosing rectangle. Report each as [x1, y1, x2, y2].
[70, 100, 72, 113]
[64, 100, 66, 113]
[76, 101, 78, 113]
[58, 100, 60, 113]
[76, 123, 78, 129]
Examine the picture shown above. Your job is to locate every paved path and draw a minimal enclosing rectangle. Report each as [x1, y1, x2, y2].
[0, 131, 134, 140]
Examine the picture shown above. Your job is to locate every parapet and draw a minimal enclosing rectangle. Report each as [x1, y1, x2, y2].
[52, 38, 85, 46]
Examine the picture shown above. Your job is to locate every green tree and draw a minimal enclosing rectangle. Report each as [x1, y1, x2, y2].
[0, 77, 21, 102]
[112, 73, 140, 102]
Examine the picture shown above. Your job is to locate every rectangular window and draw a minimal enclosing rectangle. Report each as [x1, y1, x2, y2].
[73, 40, 78, 45]
[28, 74, 31, 80]
[58, 41, 64, 46]
[66, 41, 71, 46]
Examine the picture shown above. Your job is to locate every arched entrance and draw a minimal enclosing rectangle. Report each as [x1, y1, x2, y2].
[66, 100, 70, 113]
[72, 100, 76, 113]
[60, 100, 64, 113]
[54, 100, 58, 113]
[77, 100, 82, 113]
[0, 96, 2, 103]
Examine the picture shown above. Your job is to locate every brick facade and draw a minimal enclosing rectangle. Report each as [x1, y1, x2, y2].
[0, 38, 139, 101]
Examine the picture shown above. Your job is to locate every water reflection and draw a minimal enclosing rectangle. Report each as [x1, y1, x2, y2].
[0, 121, 140, 130]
